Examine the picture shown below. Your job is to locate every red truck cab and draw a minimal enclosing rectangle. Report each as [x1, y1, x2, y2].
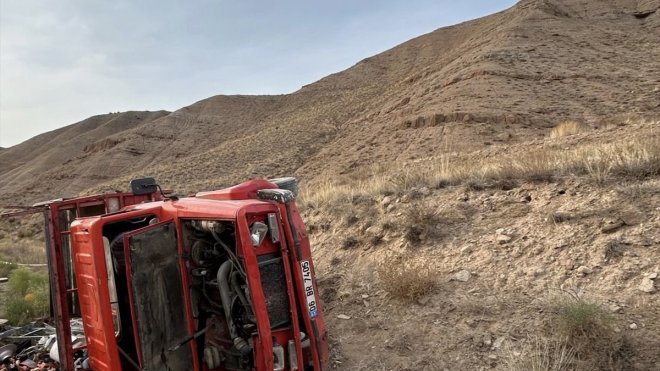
[48, 178, 328, 370]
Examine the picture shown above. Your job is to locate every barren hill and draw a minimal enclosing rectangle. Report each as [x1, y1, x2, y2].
[0, 111, 169, 200]
[1, 0, 658, 204]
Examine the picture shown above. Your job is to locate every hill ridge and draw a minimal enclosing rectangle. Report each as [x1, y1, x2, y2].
[1, 0, 658, 203]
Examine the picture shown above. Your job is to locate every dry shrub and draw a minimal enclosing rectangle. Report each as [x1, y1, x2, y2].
[0, 216, 47, 264]
[603, 138, 660, 178]
[376, 253, 435, 301]
[402, 204, 441, 246]
[555, 298, 611, 338]
[505, 294, 634, 371]
[550, 121, 588, 138]
[603, 239, 626, 261]
[0, 242, 47, 265]
[300, 176, 393, 210]
[389, 168, 437, 192]
[341, 236, 359, 250]
[502, 336, 576, 371]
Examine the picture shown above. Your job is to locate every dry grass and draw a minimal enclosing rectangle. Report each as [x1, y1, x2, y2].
[555, 297, 612, 339]
[402, 205, 441, 246]
[548, 294, 632, 370]
[0, 215, 47, 264]
[376, 253, 435, 301]
[502, 336, 576, 371]
[550, 120, 588, 138]
[301, 135, 660, 206]
[0, 235, 46, 265]
[503, 294, 633, 371]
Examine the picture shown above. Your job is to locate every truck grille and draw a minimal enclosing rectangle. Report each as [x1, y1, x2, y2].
[258, 254, 291, 328]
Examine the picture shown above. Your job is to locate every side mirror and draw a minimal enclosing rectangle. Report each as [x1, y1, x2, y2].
[130, 177, 158, 195]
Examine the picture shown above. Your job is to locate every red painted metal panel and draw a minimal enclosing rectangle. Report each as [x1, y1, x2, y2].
[277, 202, 329, 370]
[195, 179, 277, 200]
[70, 220, 122, 371]
[45, 192, 156, 371]
[236, 207, 274, 370]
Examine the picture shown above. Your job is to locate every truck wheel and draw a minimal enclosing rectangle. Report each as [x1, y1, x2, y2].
[269, 177, 298, 197]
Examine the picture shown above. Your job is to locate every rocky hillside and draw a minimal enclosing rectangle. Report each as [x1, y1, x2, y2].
[1, 0, 658, 205]
[304, 118, 659, 370]
[0, 111, 169, 201]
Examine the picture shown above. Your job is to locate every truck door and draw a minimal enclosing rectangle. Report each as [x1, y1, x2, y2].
[124, 222, 195, 371]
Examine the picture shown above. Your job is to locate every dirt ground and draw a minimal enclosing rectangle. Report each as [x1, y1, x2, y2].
[308, 172, 659, 370]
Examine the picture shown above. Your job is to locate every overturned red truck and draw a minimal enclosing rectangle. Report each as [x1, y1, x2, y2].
[19, 177, 329, 370]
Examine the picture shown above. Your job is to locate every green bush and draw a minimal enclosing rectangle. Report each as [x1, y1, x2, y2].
[3, 268, 49, 325]
[0, 261, 18, 278]
[4, 296, 36, 325]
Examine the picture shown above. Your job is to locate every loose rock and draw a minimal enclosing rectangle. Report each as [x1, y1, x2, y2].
[496, 234, 512, 244]
[639, 277, 656, 293]
[609, 304, 623, 313]
[337, 314, 351, 320]
[601, 221, 625, 233]
[492, 337, 506, 350]
[453, 270, 471, 282]
[417, 296, 431, 306]
[577, 266, 593, 275]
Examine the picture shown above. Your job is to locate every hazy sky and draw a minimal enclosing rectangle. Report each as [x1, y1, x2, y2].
[0, 0, 516, 148]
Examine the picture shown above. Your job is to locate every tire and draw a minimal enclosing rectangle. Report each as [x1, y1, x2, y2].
[269, 177, 298, 197]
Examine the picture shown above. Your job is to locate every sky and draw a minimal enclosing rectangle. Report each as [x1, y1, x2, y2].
[0, 0, 516, 148]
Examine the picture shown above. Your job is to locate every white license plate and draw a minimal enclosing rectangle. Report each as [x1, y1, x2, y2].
[300, 261, 318, 318]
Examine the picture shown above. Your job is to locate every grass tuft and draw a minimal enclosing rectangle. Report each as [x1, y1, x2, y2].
[549, 294, 632, 370]
[556, 298, 611, 339]
[550, 121, 588, 138]
[502, 336, 576, 371]
[376, 253, 435, 301]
